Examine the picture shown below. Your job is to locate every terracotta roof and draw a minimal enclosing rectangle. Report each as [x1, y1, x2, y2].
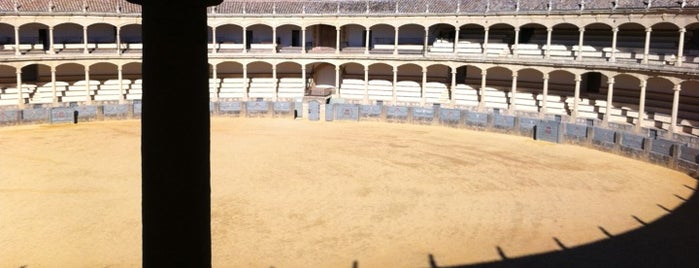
[0, 0, 696, 14]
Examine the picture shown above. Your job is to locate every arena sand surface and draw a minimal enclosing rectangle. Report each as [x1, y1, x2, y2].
[0, 117, 696, 268]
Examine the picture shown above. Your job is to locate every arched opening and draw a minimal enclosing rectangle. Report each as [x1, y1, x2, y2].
[215, 24, 244, 53]
[276, 24, 303, 53]
[122, 62, 142, 101]
[367, 63, 393, 102]
[216, 61, 245, 100]
[246, 24, 274, 52]
[549, 23, 580, 59]
[56, 63, 90, 103]
[515, 23, 547, 58]
[616, 23, 646, 62]
[578, 71, 610, 120]
[0, 23, 14, 48]
[276, 62, 305, 100]
[120, 24, 142, 52]
[645, 77, 675, 130]
[456, 24, 485, 55]
[679, 80, 699, 136]
[546, 70, 576, 117]
[650, 22, 681, 64]
[0, 65, 27, 107]
[513, 68, 545, 114]
[396, 63, 422, 104]
[87, 23, 117, 52]
[246, 61, 275, 100]
[53, 23, 84, 53]
[369, 24, 394, 53]
[484, 66, 513, 110]
[486, 23, 515, 57]
[428, 23, 456, 53]
[306, 23, 336, 53]
[338, 62, 365, 101]
[452, 64, 482, 108]
[582, 23, 612, 60]
[307, 62, 336, 92]
[607, 74, 642, 125]
[339, 24, 365, 52]
[397, 24, 424, 54]
[18, 23, 50, 53]
[425, 64, 450, 105]
[90, 62, 123, 102]
[683, 22, 699, 66]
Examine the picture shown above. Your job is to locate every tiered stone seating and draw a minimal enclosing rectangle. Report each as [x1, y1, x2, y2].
[94, 79, 129, 101]
[537, 92, 568, 115]
[509, 91, 539, 112]
[564, 97, 599, 119]
[484, 43, 510, 57]
[423, 82, 449, 104]
[453, 84, 479, 107]
[62, 80, 99, 102]
[394, 80, 421, 103]
[366, 79, 393, 101]
[339, 78, 365, 100]
[248, 77, 277, 99]
[126, 79, 142, 100]
[277, 77, 306, 99]
[0, 84, 34, 106]
[218, 77, 247, 99]
[482, 87, 508, 109]
[209, 78, 220, 99]
[30, 82, 68, 104]
[513, 44, 543, 58]
[429, 39, 454, 53]
[455, 42, 483, 54]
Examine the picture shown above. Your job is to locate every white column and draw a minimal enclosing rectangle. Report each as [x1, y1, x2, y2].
[14, 26, 20, 55]
[243, 65, 248, 100]
[15, 69, 24, 108]
[301, 65, 307, 95]
[85, 66, 92, 104]
[392, 68, 398, 104]
[450, 67, 457, 105]
[421, 68, 427, 105]
[211, 64, 218, 102]
[643, 27, 651, 64]
[510, 72, 518, 112]
[334, 65, 340, 98]
[363, 66, 369, 103]
[211, 26, 217, 54]
[676, 28, 686, 67]
[48, 26, 55, 54]
[479, 70, 487, 109]
[545, 28, 552, 59]
[118, 65, 125, 103]
[365, 28, 370, 55]
[482, 27, 489, 56]
[115, 26, 121, 55]
[336, 27, 341, 54]
[572, 74, 581, 122]
[302, 28, 307, 54]
[453, 28, 460, 54]
[83, 25, 89, 54]
[513, 27, 520, 58]
[272, 27, 277, 54]
[393, 27, 399, 55]
[670, 83, 681, 133]
[541, 73, 549, 116]
[423, 26, 429, 56]
[242, 26, 248, 54]
[637, 79, 647, 131]
[51, 67, 57, 105]
[272, 66, 278, 101]
[576, 28, 584, 61]
[610, 27, 618, 62]
[603, 77, 615, 126]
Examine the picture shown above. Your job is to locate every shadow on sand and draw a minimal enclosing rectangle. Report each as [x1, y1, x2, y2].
[427, 177, 699, 268]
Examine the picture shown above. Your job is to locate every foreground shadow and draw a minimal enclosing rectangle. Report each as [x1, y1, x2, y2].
[439, 179, 699, 268]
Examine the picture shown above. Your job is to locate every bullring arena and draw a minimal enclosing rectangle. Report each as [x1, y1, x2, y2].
[1, 0, 699, 267]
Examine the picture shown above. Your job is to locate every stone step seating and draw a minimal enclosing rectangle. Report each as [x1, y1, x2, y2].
[126, 79, 142, 100]
[508, 91, 539, 112]
[455, 41, 483, 54]
[30, 82, 67, 104]
[536, 92, 568, 115]
[366, 79, 393, 101]
[63, 80, 99, 102]
[277, 77, 306, 99]
[429, 39, 454, 53]
[209, 78, 221, 99]
[0, 84, 34, 106]
[394, 80, 422, 104]
[564, 97, 600, 119]
[482, 87, 509, 109]
[248, 77, 277, 99]
[423, 82, 450, 104]
[94, 79, 130, 101]
[339, 78, 365, 100]
[453, 84, 479, 107]
[513, 44, 543, 57]
[218, 77, 248, 99]
[484, 43, 511, 57]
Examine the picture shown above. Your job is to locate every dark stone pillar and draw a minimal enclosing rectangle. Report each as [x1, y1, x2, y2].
[127, 0, 221, 267]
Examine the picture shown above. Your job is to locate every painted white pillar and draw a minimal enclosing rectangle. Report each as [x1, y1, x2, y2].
[51, 67, 57, 105]
[423, 26, 429, 56]
[603, 77, 615, 126]
[302, 28, 307, 54]
[363, 66, 369, 103]
[510, 72, 518, 112]
[421, 69, 427, 105]
[545, 28, 552, 59]
[301, 65, 307, 95]
[83, 25, 89, 54]
[242, 26, 248, 54]
[365, 28, 370, 55]
[15, 69, 24, 108]
[643, 27, 652, 64]
[334, 66, 340, 98]
[85, 66, 92, 104]
[483, 27, 489, 56]
[670, 83, 681, 133]
[453, 28, 460, 54]
[272, 66, 278, 101]
[513, 27, 520, 58]
[392, 68, 398, 104]
[676, 28, 686, 67]
[115, 26, 121, 55]
[211, 26, 217, 54]
[336, 27, 341, 54]
[211, 64, 218, 102]
[272, 27, 277, 54]
[242, 65, 248, 100]
[610, 27, 618, 62]
[116, 65, 125, 103]
[541, 73, 549, 116]
[576, 28, 584, 61]
[572, 74, 581, 122]
[479, 70, 487, 109]
[393, 27, 399, 55]
[450, 67, 457, 104]
[637, 79, 647, 131]
[48, 26, 55, 54]
[14, 26, 20, 55]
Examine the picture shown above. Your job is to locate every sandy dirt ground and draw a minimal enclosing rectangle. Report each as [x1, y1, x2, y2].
[0, 118, 696, 268]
